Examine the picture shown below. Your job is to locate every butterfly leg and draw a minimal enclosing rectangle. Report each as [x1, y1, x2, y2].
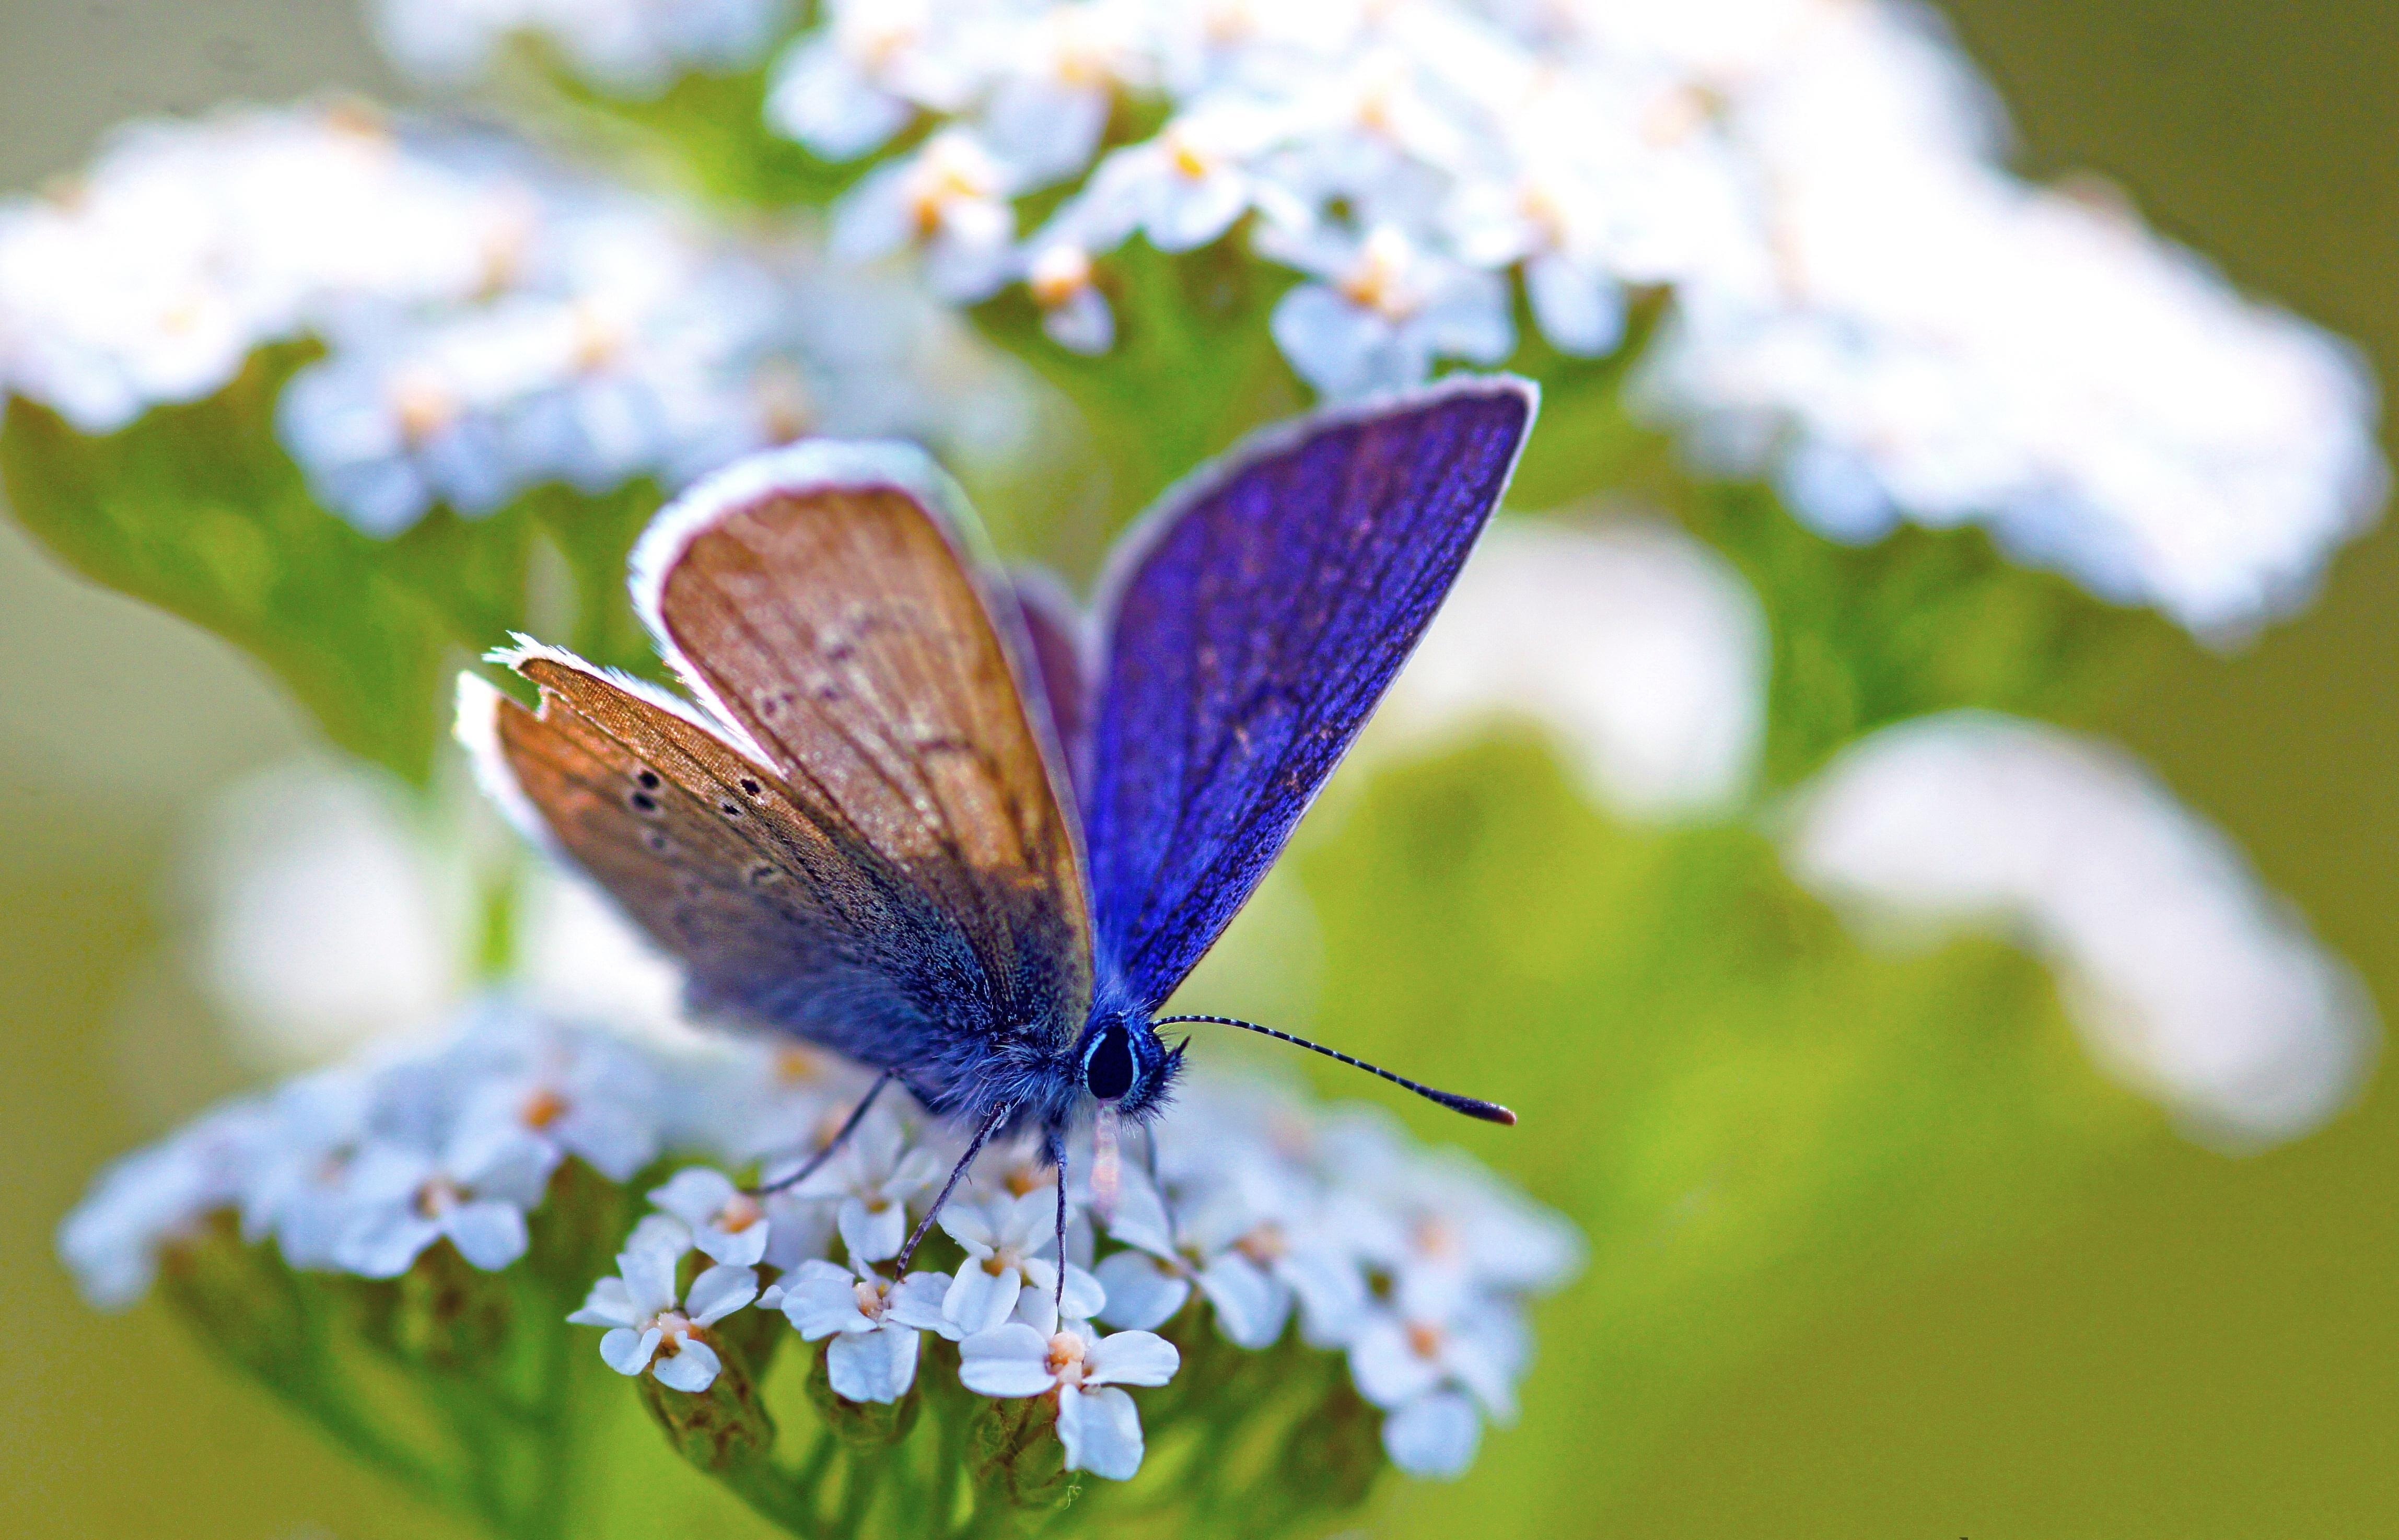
[747, 1068, 896, 1197]
[1047, 1127, 1069, 1319]
[894, 1099, 1016, 1274]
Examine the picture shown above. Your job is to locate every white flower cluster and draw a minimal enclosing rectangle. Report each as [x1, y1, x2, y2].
[374, 0, 789, 96]
[723, 0, 2380, 635]
[59, 1006, 1579, 1484]
[0, 104, 1024, 538]
[1785, 712, 2378, 1147]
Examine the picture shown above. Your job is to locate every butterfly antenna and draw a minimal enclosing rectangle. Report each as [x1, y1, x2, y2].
[1153, 1014, 1517, 1125]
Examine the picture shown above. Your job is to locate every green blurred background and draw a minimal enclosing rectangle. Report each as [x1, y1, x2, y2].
[2, 2, 2393, 1535]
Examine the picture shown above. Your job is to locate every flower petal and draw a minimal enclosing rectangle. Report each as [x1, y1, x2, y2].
[648, 1166, 739, 1223]
[1525, 252, 1624, 358]
[1348, 1316, 1447, 1408]
[886, 1271, 965, 1339]
[840, 1196, 907, 1263]
[1094, 1251, 1189, 1331]
[1382, 1391, 1482, 1479]
[599, 1324, 661, 1376]
[1057, 1384, 1145, 1480]
[1058, 1262, 1107, 1323]
[944, 1257, 1022, 1336]
[442, 1199, 529, 1271]
[698, 1218, 771, 1268]
[653, 1338, 722, 1394]
[334, 1207, 440, 1279]
[619, 1241, 682, 1316]
[1098, 1169, 1177, 1258]
[782, 1259, 872, 1339]
[625, 1212, 694, 1261]
[685, 1263, 760, 1326]
[826, 1324, 921, 1404]
[957, 1323, 1057, 1398]
[1195, 1254, 1288, 1349]
[1085, 1329, 1179, 1389]
[568, 1275, 638, 1328]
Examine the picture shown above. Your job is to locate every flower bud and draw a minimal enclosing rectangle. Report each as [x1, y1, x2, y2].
[804, 1341, 921, 1449]
[523, 1157, 633, 1299]
[1273, 1370, 1383, 1511]
[157, 1212, 301, 1380]
[391, 1239, 513, 1371]
[968, 1392, 1077, 1513]
[639, 1339, 775, 1473]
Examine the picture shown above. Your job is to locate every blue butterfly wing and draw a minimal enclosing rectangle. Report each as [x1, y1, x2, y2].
[1081, 378, 1538, 1009]
[462, 443, 1094, 1113]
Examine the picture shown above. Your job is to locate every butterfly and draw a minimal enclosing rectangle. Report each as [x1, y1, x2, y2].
[457, 375, 1537, 1273]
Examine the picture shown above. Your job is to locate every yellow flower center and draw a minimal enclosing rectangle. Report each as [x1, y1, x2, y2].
[1046, 1331, 1087, 1386]
[390, 367, 456, 446]
[1028, 245, 1093, 309]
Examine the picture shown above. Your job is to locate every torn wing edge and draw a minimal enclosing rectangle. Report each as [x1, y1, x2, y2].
[455, 636, 786, 858]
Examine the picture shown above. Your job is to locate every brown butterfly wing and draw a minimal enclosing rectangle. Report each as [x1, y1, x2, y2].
[634, 469, 1093, 1045]
[465, 658, 1004, 1083]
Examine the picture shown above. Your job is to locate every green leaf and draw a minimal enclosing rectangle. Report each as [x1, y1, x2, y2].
[498, 41, 881, 211]
[1223, 736, 2165, 1535]
[0, 353, 667, 783]
[969, 233, 1309, 565]
[1678, 480, 2175, 785]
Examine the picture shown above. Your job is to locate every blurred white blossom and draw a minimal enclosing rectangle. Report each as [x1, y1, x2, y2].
[374, 0, 790, 95]
[1785, 713, 2377, 1148]
[712, 0, 2383, 635]
[1369, 515, 1768, 820]
[0, 104, 1032, 538]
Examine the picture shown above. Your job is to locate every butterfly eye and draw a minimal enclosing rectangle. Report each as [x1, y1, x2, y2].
[1084, 1023, 1137, 1102]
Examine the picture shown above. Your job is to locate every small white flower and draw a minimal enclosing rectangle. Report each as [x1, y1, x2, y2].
[1024, 239, 1114, 356]
[456, 1019, 665, 1183]
[59, 1102, 266, 1310]
[768, 1256, 923, 1402]
[1379, 1387, 1483, 1479]
[648, 1167, 772, 1267]
[333, 1120, 561, 1277]
[375, 0, 786, 96]
[1786, 713, 2377, 1147]
[569, 1240, 759, 1392]
[1324, 1123, 1582, 1322]
[977, 2, 1148, 189]
[1347, 1301, 1527, 1422]
[794, 1106, 943, 1263]
[1073, 106, 1282, 255]
[237, 1070, 376, 1271]
[765, 0, 977, 162]
[937, 1189, 1102, 1335]
[1449, 163, 1627, 357]
[959, 1320, 1179, 1480]
[1092, 1168, 1297, 1348]
[831, 130, 1020, 303]
[1263, 224, 1512, 398]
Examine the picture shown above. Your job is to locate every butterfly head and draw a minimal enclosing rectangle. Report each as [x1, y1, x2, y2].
[1076, 1010, 1181, 1123]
